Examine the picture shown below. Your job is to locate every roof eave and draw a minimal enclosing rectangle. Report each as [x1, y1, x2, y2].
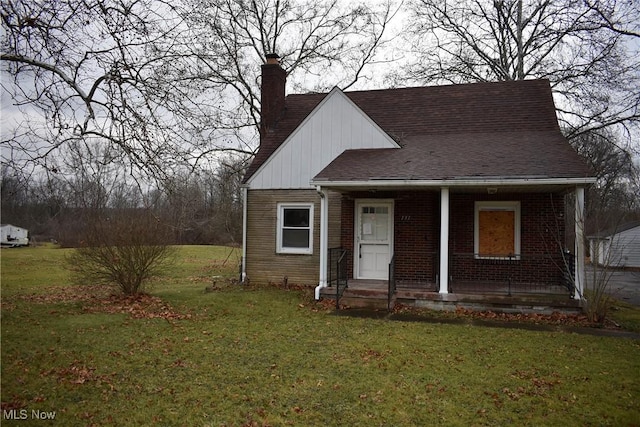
[311, 176, 597, 189]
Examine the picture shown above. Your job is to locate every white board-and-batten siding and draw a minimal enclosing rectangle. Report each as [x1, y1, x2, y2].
[247, 87, 399, 190]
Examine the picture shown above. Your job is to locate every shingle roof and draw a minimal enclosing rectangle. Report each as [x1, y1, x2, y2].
[243, 79, 593, 184]
[588, 220, 640, 239]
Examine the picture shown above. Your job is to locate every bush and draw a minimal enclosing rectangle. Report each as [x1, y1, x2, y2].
[583, 263, 615, 324]
[67, 210, 176, 295]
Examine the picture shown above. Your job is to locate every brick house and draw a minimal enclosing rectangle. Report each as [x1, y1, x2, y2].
[241, 55, 595, 312]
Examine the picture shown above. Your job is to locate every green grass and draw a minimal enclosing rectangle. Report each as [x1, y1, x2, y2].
[2, 246, 639, 426]
[0, 244, 70, 295]
[609, 300, 640, 333]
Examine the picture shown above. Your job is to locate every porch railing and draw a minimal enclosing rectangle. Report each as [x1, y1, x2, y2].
[388, 253, 396, 312]
[328, 247, 348, 309]
[449, 252, 573, 297]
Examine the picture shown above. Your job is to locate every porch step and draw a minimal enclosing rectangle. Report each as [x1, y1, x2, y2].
[403, 294, 583, 315]
[320, 287, 393, 310]
[320, 286, 583, 314]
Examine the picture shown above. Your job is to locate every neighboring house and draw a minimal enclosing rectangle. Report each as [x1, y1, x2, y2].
[589, 221, 640, 269]
[241, 54, 596, 311]
[1, 224, 29, 247]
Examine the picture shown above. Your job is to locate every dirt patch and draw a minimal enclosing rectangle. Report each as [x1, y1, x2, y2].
[14, 285, 190, 320]
[330, 302, 627, 332]
[81, 293, 191, 320]
[16, 285, 110, 304]
[446, 306, 596, 328]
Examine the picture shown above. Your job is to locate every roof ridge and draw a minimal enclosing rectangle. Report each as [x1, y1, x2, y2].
[287, 78, 550, 98]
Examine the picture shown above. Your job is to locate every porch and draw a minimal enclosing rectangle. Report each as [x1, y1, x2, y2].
[321, 247, 581, 314]
[314, 186, 587, 313]
[319, 279, 582, 314]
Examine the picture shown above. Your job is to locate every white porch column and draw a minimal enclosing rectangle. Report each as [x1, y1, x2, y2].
[439, 187, 450, 294]
[315, 186, 329, 299]
[574, 186, 586, 300]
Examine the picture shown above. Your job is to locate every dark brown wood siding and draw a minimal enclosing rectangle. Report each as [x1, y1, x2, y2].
[245, 189, 341, 285]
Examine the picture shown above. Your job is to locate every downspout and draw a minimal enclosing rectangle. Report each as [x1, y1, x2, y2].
[314, 185, 329, 300]
[574, 186, 585, 300]
[241, 186, 248, 283]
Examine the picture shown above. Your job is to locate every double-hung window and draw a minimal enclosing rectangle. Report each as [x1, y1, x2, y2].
[474, 201, 521, 259]
[276, 203, 314, 254]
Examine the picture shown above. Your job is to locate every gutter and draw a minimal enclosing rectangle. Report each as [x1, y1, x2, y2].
[310, 177, 597, 188]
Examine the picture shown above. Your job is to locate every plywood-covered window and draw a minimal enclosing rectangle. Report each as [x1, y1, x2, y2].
[474, 201, 520, 259]
[276, 203, 314, 254]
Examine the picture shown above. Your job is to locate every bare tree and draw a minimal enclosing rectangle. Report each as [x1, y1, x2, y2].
[1, 153, 247, 246]
[165, 0, 399, 158]
[0, 165, 33, 232]
[205, 156, 247, 244]
[2, 0, 397, 180]
[145, 156, 247, 245]
[1, 0, 198, 180]
[401, 0, 640, 142]
[584, 0, 640, 39]
[572, 130, 640, 228]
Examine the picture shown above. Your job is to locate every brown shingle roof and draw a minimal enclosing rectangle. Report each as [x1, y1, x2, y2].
[314, 131, 589, 181]
[244, 79, 593, 184]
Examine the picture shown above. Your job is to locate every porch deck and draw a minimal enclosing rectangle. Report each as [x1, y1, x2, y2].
[320, 279, 582, 314]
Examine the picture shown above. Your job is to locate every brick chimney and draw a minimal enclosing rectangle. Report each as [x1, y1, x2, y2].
[260, 53, 286, 137]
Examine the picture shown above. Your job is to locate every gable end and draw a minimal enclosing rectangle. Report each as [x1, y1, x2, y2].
[246, 87, 399, 189]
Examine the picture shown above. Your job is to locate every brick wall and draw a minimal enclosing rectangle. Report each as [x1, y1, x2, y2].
[339, 190, 568, 286]
[340, 191, 440, 282]
[393, 192, 439, 282]
[449, 192, 567, 285]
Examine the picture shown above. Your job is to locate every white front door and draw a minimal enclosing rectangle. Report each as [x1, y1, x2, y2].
[356, 200, 393, 279]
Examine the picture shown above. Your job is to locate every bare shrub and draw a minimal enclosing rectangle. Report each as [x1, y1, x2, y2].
[583, 264, 616, 324]
[67, 210, 176, 295]
[584, 220, 634, 323]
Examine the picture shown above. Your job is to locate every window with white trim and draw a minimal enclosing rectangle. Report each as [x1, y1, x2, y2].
[474, 201, 521, 259]
[276, 203, 314, 254]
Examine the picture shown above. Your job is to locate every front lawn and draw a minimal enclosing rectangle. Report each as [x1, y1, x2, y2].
[1, 245, 639, 426]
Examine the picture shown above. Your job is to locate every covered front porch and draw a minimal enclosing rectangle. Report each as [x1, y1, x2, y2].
[314, 183, 588, 313]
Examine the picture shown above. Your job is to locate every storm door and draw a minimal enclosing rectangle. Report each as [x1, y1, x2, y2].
[355, 200, 394, 280]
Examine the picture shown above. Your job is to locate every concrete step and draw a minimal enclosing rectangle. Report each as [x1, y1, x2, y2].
[319, 285, 582, 314]
[321, 287, 393, 310]
[339, 295, 392, 310]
